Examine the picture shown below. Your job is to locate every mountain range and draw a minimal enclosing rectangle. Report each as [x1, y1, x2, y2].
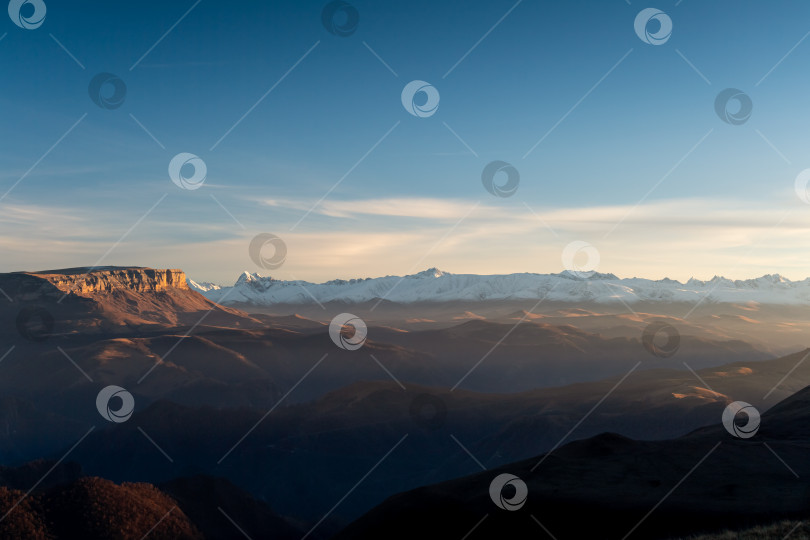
[189, 268, 810, 306]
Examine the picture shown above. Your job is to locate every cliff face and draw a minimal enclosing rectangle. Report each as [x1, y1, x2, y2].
[30, 268, 190, 296]
[0, 267, 258, 337]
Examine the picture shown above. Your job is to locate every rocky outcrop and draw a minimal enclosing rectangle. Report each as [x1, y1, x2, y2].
[0, 267, 258, 338]
[31, 267, 189, 296]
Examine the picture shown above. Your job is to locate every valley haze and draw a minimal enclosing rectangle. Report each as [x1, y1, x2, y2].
[2, 265, 810, 539]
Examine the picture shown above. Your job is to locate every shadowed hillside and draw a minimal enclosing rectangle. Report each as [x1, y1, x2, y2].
[337, 383, 810, 539]
[0, 461, 303, 539]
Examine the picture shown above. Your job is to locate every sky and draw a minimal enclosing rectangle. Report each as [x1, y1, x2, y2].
[3, 0, 810, 284]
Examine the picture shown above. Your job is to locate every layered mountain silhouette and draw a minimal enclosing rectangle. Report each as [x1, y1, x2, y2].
[59, 343, 810, 528]
[2, 266, 810, 537]
[338, 384, 810, 539]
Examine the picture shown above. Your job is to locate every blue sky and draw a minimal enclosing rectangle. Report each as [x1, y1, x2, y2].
[3, 0, 810, 283]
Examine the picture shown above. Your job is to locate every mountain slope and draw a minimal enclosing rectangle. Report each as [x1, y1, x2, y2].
[0, 267, 261, 339]
[0, 477, 201, 539]
[337, 383, 810, 539]
[0, 460, 302, 539]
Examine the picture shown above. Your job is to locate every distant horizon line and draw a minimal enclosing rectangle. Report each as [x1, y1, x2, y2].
[7, 266, 809, 287]
[190, 267, 805, 287]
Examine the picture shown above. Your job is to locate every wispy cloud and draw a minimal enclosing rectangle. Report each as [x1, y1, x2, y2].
[4, 196, 810, 284]
[261, 196, 484, 220]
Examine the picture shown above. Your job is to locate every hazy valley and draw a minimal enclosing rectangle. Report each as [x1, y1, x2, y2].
[0, 267, 807, 537]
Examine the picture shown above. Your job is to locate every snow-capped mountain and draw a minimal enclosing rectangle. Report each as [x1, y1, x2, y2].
[187, 268, 810, 306]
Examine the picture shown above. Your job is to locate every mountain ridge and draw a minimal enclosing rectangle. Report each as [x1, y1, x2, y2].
[188, 268, 810, 306]
[336, 382, 810, 539]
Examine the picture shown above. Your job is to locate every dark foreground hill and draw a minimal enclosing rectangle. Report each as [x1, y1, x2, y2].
[0, 461, 302, 539]
[0, 476, 201, 539]
[337, 384, 810, 540]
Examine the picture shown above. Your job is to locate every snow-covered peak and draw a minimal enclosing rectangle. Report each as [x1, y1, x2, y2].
[556, 270, 619, 281]
[187, 279, 221, 292]
[190, 269, 810, 307]
[753, 274, 788, 284]
[412, 267, 449, 278]
[234, 271, 265, 285]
